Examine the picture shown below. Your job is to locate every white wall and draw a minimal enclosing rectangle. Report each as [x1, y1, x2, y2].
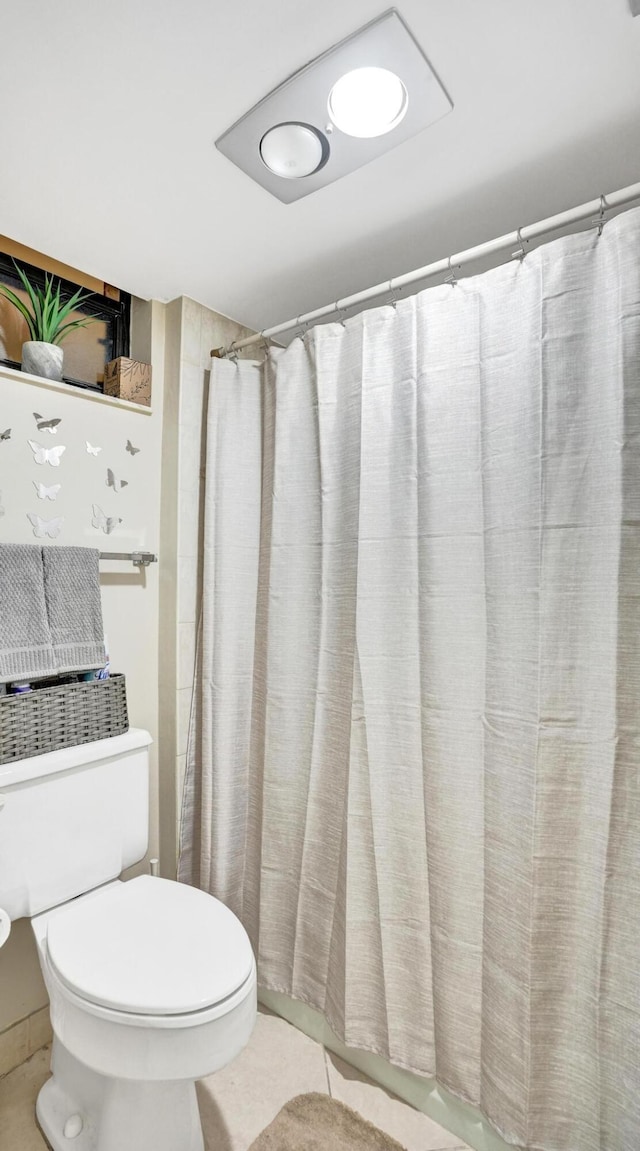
[0, 301, 165, 1035]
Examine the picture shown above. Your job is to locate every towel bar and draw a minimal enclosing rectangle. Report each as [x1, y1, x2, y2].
[99, 551, 158, 567]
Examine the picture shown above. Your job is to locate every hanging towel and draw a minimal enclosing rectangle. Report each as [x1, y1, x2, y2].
[42, 546, 106, 674]
[0, 544, 57, 682]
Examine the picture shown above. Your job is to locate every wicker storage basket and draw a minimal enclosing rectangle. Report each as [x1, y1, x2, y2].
[0, 673, 128, 764]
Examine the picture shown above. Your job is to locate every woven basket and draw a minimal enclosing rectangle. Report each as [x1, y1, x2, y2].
[0, 673, 128, 764]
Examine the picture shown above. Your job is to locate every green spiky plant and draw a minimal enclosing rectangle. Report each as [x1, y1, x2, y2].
[0, 260, 98, 345]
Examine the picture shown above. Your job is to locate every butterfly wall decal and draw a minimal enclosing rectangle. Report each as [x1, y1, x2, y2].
[0, 429, 11, 441]
[28, 440, 66, 467]
[92, 504, 122, 535]
[27, 513, 64, 539]
[106, 468, 128, 493]
[33, 412, 61, 434]
[33, 481, 61, 501]
[125, 439, 140, 456]
[86, 441, 102, 456]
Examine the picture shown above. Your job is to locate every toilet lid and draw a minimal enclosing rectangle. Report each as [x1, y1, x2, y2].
[46, 876, 254, 1015]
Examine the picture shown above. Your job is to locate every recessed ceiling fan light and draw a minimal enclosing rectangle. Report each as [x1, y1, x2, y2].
[259, 122, 329, 179]
[328, 67, 408, 138]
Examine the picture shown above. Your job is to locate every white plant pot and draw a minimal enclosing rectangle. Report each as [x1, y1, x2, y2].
[22, 341, 64, 381]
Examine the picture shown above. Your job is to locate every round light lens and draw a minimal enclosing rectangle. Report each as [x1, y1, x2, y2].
[259, 122, 328, 179]
[328, 67, 408, 138]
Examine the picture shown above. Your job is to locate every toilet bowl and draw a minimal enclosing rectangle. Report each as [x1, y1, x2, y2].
[32, 875, 257, 1151]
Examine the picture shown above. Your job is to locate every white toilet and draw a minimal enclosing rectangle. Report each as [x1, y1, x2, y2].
[0, 728, 257, 1151]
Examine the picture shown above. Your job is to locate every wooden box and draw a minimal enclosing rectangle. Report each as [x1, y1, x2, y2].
[104, 357, 152, 406]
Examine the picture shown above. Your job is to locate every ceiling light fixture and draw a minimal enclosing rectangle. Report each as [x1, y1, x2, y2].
[260, 123, 329, 179]
[328, 67, 408, 139]
[216, 9, 452, 203]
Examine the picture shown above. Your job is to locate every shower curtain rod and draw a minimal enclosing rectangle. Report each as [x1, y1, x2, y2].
[211, 180, 640, 358]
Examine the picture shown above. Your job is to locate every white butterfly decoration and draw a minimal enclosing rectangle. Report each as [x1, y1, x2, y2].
[92, 504, 122, 535]
[106, 468, 128, 493]
[33, 481, 61, 501]
[86, 442, 102, 456]
[28, 440, 66, 467]
[27, 513, 64, 539]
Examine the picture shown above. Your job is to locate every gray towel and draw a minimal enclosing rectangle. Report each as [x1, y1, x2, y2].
[0, 544, 57, 682]
[42, 546, 106, 674]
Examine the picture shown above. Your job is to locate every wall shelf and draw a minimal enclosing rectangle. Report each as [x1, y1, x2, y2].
[0, 365, 153, 415]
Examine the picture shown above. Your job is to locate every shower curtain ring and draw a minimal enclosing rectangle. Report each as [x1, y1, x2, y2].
[592, 193, 608, 236]
[512, 227, 527, 261]
[228, 341, 239, 363]
[388, 281, 399, 308]
[335, 303, 347, 327]
[445, 256, 457, 285]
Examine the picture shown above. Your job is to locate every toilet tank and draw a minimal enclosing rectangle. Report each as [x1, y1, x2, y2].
[0, 728, 152, 920]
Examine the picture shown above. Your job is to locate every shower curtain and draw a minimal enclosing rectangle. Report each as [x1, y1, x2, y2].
[179, 207, 640, 1151]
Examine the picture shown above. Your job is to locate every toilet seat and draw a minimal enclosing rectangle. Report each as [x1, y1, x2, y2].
[45, 875, 254, 1016]
[43, 945, 256, 1030]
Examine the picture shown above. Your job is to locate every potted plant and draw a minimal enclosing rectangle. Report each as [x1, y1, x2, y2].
[0, 261, 98, 381]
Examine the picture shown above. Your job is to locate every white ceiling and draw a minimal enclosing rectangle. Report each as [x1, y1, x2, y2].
[1, 0, 639, 332]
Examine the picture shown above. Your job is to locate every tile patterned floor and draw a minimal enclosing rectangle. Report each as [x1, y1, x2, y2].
[0, 1045, 51, 1151]
[0, 1008, 470, 1151]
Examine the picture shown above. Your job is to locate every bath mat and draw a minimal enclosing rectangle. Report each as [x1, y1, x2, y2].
[248, 1092, 407, 1150]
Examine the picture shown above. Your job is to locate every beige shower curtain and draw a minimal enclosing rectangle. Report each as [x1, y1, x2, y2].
[179, 208, 640, 1151]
